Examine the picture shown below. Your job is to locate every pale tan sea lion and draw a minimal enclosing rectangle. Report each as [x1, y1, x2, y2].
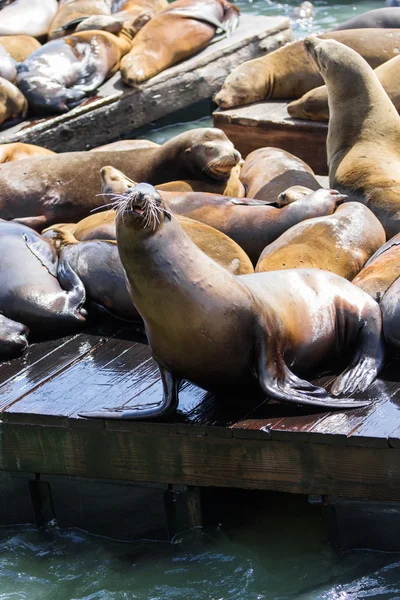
[0, 46, 16, 83]
[0, 143, 55, 163]
[0, 0, 58, 37]
[48, 0, 112, 40]
[256, 202, 385, 279]
[288, 54, 400, 122]
[215, 29, 400, 109]
[0, 77, 28, 128]
[353, 234, 400, 302]
[120, 0, 239, 86]
[0, 35, 41, 63]
[304, 36, 400, 239]
[79, 182, 383, 419]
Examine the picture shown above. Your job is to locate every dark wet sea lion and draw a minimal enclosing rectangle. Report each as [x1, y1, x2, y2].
[120, 0, 239, 85]
[0, 35, 41, 63]
[49, 0, 112, 39]
[0, 314, 29, 359]
[79, 183, 383, 420]
[240, 148, 320, 200]
[288, 54, 400, 122]
[0, 222, 86, 333]
[0, 77, 28, 128]
[0, 128, 240, 228]
[17, 28, 136, 114]
[304, 36, 400, 239]
[0, 143, 55, 163]
[353, 234, 400, 302]
[381, 276, 400, 356]
[0, 0, 58, 37]
[333, 7, 400, 30]
[256, 202, 385, 278]
[0, 46, 16, 83]
[215, 29, 400, 109]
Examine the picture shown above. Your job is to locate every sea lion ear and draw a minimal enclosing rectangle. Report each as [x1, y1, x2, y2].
[164, 210, 172, 221]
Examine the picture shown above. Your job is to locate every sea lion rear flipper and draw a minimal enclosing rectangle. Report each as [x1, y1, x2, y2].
[57, 256, 87, 317]
[78, 365, 180, 419]
[54, 17, 87, 33]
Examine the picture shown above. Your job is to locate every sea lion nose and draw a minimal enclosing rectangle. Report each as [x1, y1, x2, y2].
[233, 150, 241, 163]
[280, 192, 286, 201]
[304, 36, 319, 53]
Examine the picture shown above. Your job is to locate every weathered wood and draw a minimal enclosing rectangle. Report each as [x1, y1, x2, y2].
[213, 100, 328, 174]
[163, 485, 203, 540]
[0, 15, 292, 151]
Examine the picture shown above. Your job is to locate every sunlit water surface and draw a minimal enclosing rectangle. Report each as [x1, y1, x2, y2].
[2, 1, 399, 599]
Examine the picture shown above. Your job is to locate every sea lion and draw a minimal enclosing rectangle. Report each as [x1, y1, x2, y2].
[79, 183, 383, 419]
[0, 0, 58, 37]
[120, 0, 239, 86]
[214, 29, 400, 109]
[0, 78, 28, 128]
[0, 314, 29, 359]
[380, 276, 400, 356]
[0, 222, 86, 334]
[0, 128, 241, 229]
[240, 148, 320, 201]
[288, 54, 400, 122]
[353, 234, 400, 302]
[48, 0, 113, 40]
[0, 46, 16, 83]
[256, 202, 385, 279]
[17, 28, 137, 114]
[0, 143, 55, 163]
[0, 36, 41, 63]
[277, 185, 312, 207]
[91, 139, 160, 151]
[99, 166, 344, 264]
[304, 37, 400, 239]
[333, 7, 400, 30]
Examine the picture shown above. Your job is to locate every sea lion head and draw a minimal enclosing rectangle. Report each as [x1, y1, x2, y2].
[304, 36, 360, 81]
[277, 185, 313, 207]
[101, 165, 138, 196]
[214, 63, 268, 109]
[287, 86, 329, 121]
[183, 128, 241, 181]
[114, 181, 171, 234]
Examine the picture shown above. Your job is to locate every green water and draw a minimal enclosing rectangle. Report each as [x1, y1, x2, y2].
[2, 2, 400, 599]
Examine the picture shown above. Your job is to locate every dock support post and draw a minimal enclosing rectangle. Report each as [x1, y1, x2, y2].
[28, 474, 56, 528]
[163, 485, 203, 541]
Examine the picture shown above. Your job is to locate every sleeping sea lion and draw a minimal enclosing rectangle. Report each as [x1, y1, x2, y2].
[0, 78, 28, 128]
[240, 148, 320, 200]
[277, 185, 312, 207]
[0, 143, 55, 163]
[353, 234, 400, 302]
[0, 128, 240, 229]
[304, 36, 400, 238]
[256, 202, 385, 279]
[215, 29, 400, 109]
[79, 183, 384, 420]
[0, 222, 86, 336]
[48, 0, 113, 40]
[0, 0, 58, 37]
[0, 36, 41, 63]
[288, 54, 400, 122]
[120, 0, 239, 85]
[333, 7, 400, 30]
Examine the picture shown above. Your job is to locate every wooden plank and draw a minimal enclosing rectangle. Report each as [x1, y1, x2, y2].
[213, 100, 328, 174]
[1, 421, 400, 501]
[0, 15, 292, 151]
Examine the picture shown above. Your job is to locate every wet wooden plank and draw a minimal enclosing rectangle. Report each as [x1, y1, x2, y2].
[213, 100, 328, 173]
[0, 15, 291, 151]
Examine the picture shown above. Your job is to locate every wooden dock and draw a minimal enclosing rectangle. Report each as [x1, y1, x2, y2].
[0, 15, 291, 152]
[213, 100, 329, 174]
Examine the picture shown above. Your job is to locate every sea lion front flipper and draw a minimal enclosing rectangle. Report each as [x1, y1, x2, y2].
[229, 198, 276, 206]
[57, 256, 87, 317]
[78, 365, 181, 419]
[22, 230, 58, 277]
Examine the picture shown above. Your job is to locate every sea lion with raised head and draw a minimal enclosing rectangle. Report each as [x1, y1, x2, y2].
[256, 202, 385, 278]
[0, 143, 55, 163]
[0, 0, 58, 37]
[353, 234, 400, 302]
[0, 35, 41, 63]
[240, 148, 320, 200]
[304, 36, 400, 239]
[0, 128, 240, 229]
[0, 78, 28, 128]
[215, 29, 400, 109]
[79, 183, 384, 419]
[120, 0, 239, 86]
[333, 7, 400, 30]
[288, 53, 400, 122]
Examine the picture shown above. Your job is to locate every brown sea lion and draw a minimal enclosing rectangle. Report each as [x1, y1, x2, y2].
[17, 28, 136, 114]
[0, 78, 28, 128]
[288, 54, 400, 122]
[0, 128, 240, 229]
[333, 7, 400, 30]
[99, 166, 345, 264]
[91, 139, 160, 151]
[353, 234, 400, 302]
[277, 185, 313, 207]
[0, 36, 41, 63]
[0, 0, 58, 37]
[0, 46, 16, 83]
[79, 183, 383, 420]
[256, 202, 385, 279]
[240, 148, 320, 201]
[48, 0, 112, 39]
[120, 0, 239, 86]
[0, 143, 55, 163]
[0, 222, 86, 335]
[304, 37, 400, 239]
[381, 276, 400, 357]
[214, 29, 400, 109]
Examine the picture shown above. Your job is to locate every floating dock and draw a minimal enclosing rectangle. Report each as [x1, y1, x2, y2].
[1, 322, 400, 546]
[213, 100, 329, 174]
[0, 15, 292, 151]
